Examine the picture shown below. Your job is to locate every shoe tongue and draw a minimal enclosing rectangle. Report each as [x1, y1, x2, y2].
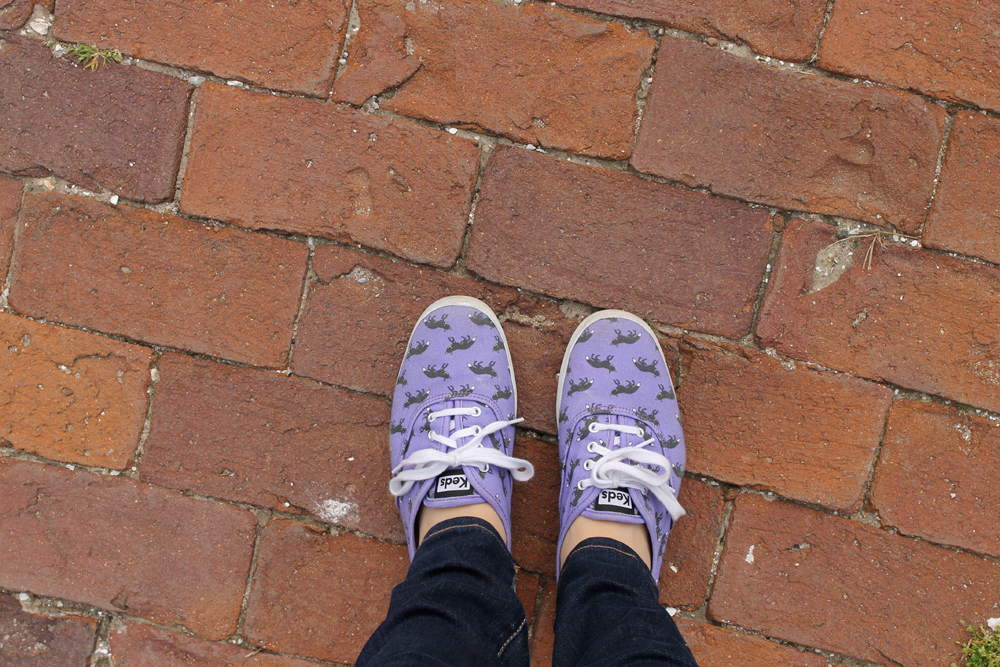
[590, 487, 639, 516]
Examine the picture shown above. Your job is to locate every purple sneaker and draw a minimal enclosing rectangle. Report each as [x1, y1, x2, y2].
[389, 296, 534, 559]
[556, 310, 686, 579]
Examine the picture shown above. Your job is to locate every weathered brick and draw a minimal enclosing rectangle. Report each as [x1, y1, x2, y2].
[468, 147, 773, 339]
[243, 519, 409, 664]
[871, 400, 1000, 558]
[333, 0, 654, 159]
[180, 83, 479, 269]
[632, 38, 945, 233]
[109, 622, 317, 667]
[0, 175, 20, 279]
[0, 36, 191, 203]
[757, 219, 1000, 414]
[676, 620, 825, 667]
[143, 353, 401, 542]
[53, 0, 348, 97]
[658, 479, 726, 609]
[0, 594, 96, 667]
[709, 494, 1000, 667]
[679, 340, 893, 512]
[0, 460, 256, 640]
[516, 573, 541, 627]
[924, 112, 1000, 264]
[818, 0, 1000, 112]
[0, 0, 36, 29]
[290, 243, 518, 395]
[10, 193, 308, 368]
[1, 314, 152, 469]
[553, 0, 827, 62]
[529, 580, 556, 667]
[512, 437, 560, 576]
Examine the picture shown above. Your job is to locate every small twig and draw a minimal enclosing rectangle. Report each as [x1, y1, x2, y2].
[820, 229, 919, 272]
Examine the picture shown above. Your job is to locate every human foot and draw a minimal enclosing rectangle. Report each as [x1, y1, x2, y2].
[556, 310, 686, 578]
[389, 296, 534, 558]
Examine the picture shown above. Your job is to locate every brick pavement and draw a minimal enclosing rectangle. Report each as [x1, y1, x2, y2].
[1, 1, 998, 666]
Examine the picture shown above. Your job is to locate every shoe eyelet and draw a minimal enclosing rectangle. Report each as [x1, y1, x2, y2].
[576, 480, 586, 491]
[586, 442, 596, 453]
[427, 430, 436, 440]
[588, 422, 599, 433]
[472, 425, 482, 435]
[583, 460, 593, 470]
[480, 464, 490, 473]
[471, 407, 482, 417]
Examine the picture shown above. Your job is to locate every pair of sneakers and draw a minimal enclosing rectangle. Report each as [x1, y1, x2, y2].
[388, 296, 686, 578]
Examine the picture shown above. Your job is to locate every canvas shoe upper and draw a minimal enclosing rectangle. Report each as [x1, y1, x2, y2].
[389, 296, 534, 559]
[556, 310, 686, 579]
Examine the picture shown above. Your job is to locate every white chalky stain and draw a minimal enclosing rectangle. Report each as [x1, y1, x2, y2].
[745, 544, 755, 564]
[316, 498, 359, 524]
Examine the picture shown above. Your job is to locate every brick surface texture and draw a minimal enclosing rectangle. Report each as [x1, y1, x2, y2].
[143, 353, 402, 542]
[679, 340, 893, 512]
[109, 622, 318, 667]
[511, 437, 559, 576]
[0, 0, 49, 29]
[468, 147, 773, 339]
[657, 479, 726, 609]
[0, 594, 97, 666]
[0, 36, 191, 203]
[243, 519, 409, 664]
[0, 175, 20, 279]
[181, 83, 480, 269]
[53, 0, 349, 97]
[819, 0, 1000, 112]
[871, 400, 1000, 558]
[291, 243, 518, 396]
[0, 459, 256, 640]
[924, 111, 1000, 264]
[710, 494, 1000, 667]
[10, 193, 308, 368]
[676, 619, 825, 667]
[554, 0, 828, 62]
[633, 38, 946, 233]
[758, 219, 1000, 414]
[1, 314, 152, 468]
[334, 0, 654, 159]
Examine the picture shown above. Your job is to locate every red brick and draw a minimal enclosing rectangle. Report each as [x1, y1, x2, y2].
[333, 0, 655, 159]
[180, 83, 479, 269]
[512, 437, 560, 576]
[53, 0, 348, 97]
[757, 219, 1000, 415]
[0, 175, 20, 279]
[142, 353, 401, 542]
[529, 580, 556, 667]
[0, 594, 96, 667]
[632, 38, 946, 233]
[553, 0, 827, 62]
[658, 479, 726, 609]
[679, 340, 893, 512]
[0, 0, 36, 29]
[516, 573, 541, 627]
[0, 36, 191, 203]
[818, 0, 1000, 113]
[870, 400, 1000, 558]
[0, 459, 256, 640]
[924, 112, 1000, 264]
[468, 147, 773, 339]
[9, 193, 308, 368]
[243, 518, 409, 664]
[109, 622, 317, 667]
[676, 620, 825, 667]
[709, 494, 1000, 667]
[1, 314, 152, 469]
[290, 243, 518, 395]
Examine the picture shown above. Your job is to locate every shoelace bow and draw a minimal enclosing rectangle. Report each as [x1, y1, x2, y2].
[389, 406, 534, 497]
[578, 422, 685, 521]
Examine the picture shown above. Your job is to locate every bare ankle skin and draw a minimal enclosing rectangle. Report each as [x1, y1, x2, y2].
[560, 515, 652, 570]
[418, 503, 507, 546]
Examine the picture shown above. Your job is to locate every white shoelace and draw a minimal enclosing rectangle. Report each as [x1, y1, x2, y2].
[389, 406, 534, 497]
[577, 422, 686, 521]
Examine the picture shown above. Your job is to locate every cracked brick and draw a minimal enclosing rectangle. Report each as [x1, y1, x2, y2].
[676, 620, 825, 667]
[0, 175, 19, 280]
[0, 594, 96, 667]
[633, 37, 946, 233]
[1, 313, 152, 469]
[180, 83, 479, 269]
[53, 0, 348, 96]
[0, 459, 257, 640]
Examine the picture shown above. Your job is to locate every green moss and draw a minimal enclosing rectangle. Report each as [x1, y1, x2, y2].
[954, 624, 1000, 667]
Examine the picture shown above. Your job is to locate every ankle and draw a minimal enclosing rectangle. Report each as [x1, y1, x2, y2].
[561, 515, 652, 570]
[418, 503, 507, 546]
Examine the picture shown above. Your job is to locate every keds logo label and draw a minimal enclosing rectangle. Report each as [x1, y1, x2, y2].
[432, 469, 475, 498]
[595, 488, 638, 515]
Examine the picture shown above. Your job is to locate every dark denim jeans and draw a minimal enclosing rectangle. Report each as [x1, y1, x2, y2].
[356, 517, 698, 667]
